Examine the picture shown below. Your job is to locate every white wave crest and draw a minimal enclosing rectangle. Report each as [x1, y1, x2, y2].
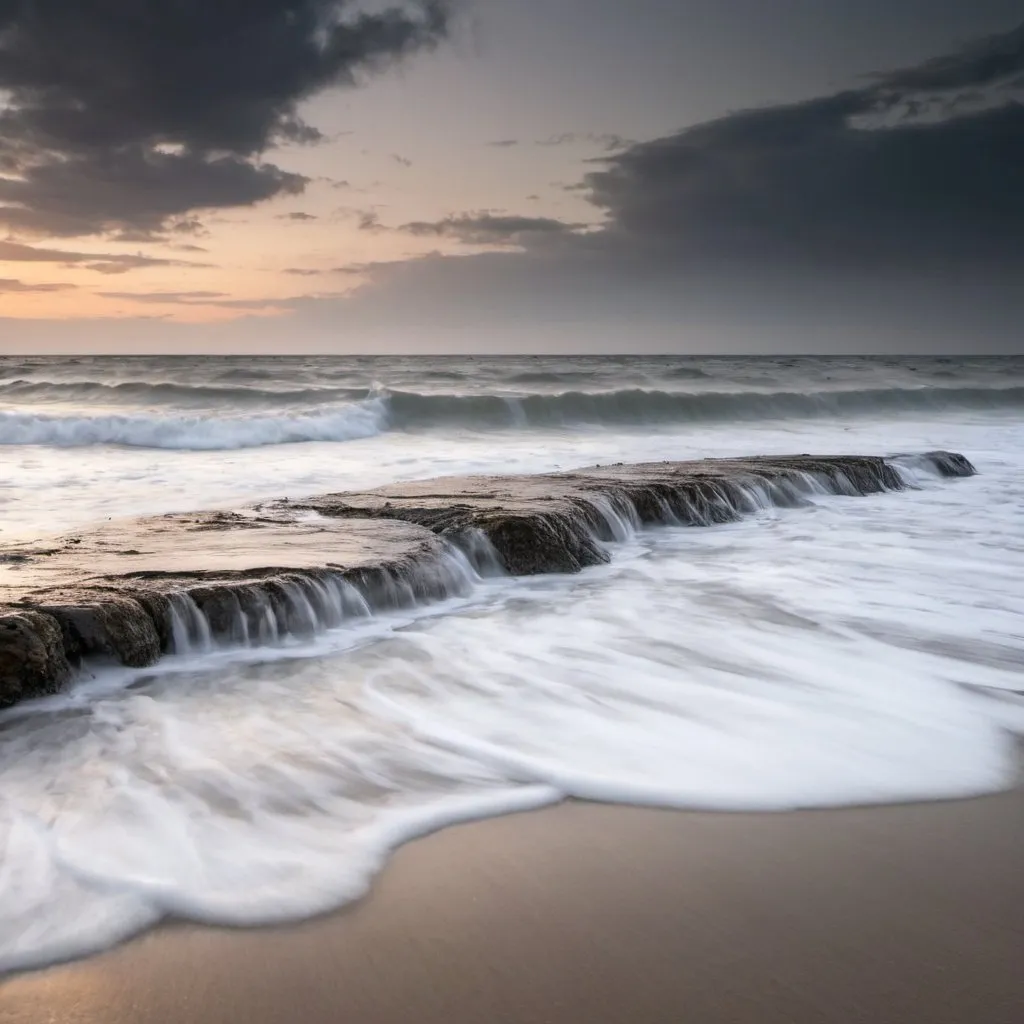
[0, 399, 389, 450]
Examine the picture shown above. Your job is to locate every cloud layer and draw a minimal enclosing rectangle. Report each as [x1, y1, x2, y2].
[0, 240, 208, 275]
[325, 19, 1024, 347]
[399, 213, 583, 245]
[0, 1, 449, 238]
[0, 278, 75, 294]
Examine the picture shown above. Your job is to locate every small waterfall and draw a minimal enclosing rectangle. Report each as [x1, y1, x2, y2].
[652, 494, 681, 526]
[668, 481, 742, 526]
[730, 479, 775, 514]
[428, 542, 482, 598]
[886, 451, 976, 489]
[586, 493, 641, 543]
[304, 577, 344, 629]
[790, 471, 833, 497]
[167, 593, 214, 655]
[232, 601, 251, 647]
[538, 452, 968, 561]
[160, 551, 488, 659]
[257, 602, 280, 646]
[338, 579, 373, 618]
[277, 577, 321, 637]
[455, 528, 506, 578]
[829, 470, 859, 497]
[671, 486, 713, 527]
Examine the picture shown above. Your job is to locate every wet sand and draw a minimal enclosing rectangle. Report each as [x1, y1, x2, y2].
[3, 793, 1022, 1024]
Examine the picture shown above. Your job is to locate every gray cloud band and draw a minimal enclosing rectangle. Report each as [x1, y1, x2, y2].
[0, 1, 449, 238]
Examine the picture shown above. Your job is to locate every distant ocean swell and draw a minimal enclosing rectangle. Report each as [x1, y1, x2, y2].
[0, 378, 368, 406]
[0, 385, 1022, 450]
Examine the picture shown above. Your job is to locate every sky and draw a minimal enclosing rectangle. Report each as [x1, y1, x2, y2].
[0, 0, 1021, 353]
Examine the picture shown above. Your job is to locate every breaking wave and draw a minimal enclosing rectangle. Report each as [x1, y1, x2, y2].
[0, 401, 388, 450]
[0, 378, 365, 406]
[0, 454, 1021, 974]
[0, 385, 1021, 450]
[387, 385, 1024, 428]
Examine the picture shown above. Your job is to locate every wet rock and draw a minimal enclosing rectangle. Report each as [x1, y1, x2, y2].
[0, 610, 71, 707]
[134, 591, 176, 652]
[35, 595, 162, 668]
[306, 453, 973, 574]
[475, 507, 610, 575]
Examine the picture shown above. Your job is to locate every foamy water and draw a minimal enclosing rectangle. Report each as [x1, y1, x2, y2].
[0, 355, 1022, 973]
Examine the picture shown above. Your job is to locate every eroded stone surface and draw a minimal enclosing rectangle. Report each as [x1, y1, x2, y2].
[0, 611, 71, 705]
[0, 513, 440, 598]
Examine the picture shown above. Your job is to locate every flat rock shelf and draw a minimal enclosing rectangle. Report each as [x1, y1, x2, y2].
[0, 451, 975, 708]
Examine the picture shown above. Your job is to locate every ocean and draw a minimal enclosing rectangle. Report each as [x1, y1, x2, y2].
[1, 353, 1023, 972]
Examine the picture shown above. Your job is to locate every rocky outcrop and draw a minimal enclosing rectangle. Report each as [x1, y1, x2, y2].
[0, 451, 975, 709]
[293, 453, 974, 575]
[0, 611, 72, 705]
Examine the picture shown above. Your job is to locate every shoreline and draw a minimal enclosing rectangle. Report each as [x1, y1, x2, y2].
[3, 792, 1022, 1023]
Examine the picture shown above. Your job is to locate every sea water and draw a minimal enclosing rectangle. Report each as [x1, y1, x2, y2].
[0, 354, 1022, 972]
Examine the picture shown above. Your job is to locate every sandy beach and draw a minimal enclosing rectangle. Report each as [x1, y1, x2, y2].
[3, 791, 1022, 1024]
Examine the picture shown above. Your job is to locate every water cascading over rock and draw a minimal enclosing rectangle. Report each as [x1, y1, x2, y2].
[0, 451, 976, 707]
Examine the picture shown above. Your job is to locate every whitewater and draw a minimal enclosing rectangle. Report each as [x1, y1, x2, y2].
[1, 354, 1022, 974]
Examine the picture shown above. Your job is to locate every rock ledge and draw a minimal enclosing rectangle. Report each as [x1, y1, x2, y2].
[0, 451, 974, 708]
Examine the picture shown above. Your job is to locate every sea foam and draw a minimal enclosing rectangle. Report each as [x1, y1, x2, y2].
[0, 458, 1021, 974]
[1, 353, 1023, 975]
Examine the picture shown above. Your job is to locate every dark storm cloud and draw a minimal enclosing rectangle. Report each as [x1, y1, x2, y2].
[399, 213, 582, 244]
[277, 212, 319, 221]
[486, 139, 520, 148]
[0, 278, 76, 293]
[870, 19, 1024, 94]
[580, 100, 1024, 274]
[578, 26, 1024, 275]
[313, 20, 1024, 349]
[0, 1, 449, 237]
[0, 150, 306, 238]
